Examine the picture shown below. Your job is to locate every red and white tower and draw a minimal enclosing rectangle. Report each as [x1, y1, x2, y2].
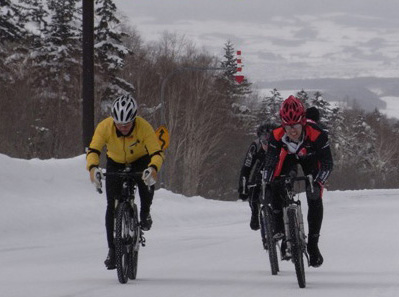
[235, 50, 244, 84]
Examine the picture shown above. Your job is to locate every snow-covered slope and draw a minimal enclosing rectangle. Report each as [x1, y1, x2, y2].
[0, 154, 398, 296]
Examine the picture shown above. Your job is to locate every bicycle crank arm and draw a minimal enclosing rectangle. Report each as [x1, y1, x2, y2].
[140, 231, 146, 247]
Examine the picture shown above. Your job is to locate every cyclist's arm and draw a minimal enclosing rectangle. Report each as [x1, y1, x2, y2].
[262, 132, 282, 182]
[240, 141, 258, 180]
[140, 119, 164, 172]
[86, 120, 108, 171]
[314, 130, 333, 183]
[238, 141, 259, 194]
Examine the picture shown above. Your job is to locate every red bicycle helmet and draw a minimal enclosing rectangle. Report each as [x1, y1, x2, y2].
[279, 95, 306, 126]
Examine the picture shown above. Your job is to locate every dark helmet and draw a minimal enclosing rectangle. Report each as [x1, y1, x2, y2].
[257, 122, 276, 145]
[279, 95, 306, 126]
[306, 106, 320, 123]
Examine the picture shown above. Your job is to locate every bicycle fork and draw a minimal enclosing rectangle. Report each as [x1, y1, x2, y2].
[130, 204, 146, 248]
[283, 204, 308, 261]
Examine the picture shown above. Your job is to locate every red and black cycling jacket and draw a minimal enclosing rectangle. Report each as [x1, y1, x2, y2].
[262, 122, 333, 184]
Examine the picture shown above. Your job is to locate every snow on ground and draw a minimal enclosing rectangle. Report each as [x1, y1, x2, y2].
[0, 154, 399, 297]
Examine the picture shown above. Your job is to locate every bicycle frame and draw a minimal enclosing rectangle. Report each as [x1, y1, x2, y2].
[282, 175, 313, 260]
[281, 175, 314, 288]
[102, 166, 145, 283]
[104, 167, 145, 244]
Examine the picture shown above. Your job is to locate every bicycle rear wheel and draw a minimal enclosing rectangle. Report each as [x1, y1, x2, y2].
[115, 202, 133, 284]
[260, 206, 279, 275]
[128, 204, 140, 280]
[288, 208, 306, 288]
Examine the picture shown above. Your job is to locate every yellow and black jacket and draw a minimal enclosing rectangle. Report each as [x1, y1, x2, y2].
[86, 116, 164, 171]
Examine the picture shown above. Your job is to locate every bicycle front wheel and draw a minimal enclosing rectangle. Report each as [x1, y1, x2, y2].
[115, 202, 133, 284]
[260, 206, 279, 275]
[128, 203, 140, 280]
[288, 207, 306, 288]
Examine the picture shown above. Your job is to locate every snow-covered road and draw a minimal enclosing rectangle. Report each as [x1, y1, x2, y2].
[0, 154, 398, 297]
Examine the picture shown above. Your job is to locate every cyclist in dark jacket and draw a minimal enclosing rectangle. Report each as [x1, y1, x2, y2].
[238, 122, 277, 230]
[263, 95, 333, 268]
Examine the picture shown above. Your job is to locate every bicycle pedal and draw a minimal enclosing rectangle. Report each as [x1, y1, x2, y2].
[140, 233, 146, 247]
[273, 232, 285, 240]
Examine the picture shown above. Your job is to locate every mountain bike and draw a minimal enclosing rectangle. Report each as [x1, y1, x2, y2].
[281, 174, 313, 288]
[98, 166, 146, 284]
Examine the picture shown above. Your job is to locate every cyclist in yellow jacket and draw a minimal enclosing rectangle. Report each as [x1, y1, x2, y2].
[86, 94, 164, 269]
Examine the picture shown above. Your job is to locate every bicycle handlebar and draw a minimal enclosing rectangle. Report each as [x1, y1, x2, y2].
[95, 169, 143, 194]
[103, 171, 143, 179]
[284, 174, 314, 193]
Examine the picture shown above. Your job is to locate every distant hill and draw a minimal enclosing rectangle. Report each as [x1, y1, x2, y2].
[255, 77, 399, 112]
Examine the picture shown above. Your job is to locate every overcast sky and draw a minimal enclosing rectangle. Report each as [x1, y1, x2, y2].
[113, 0, 399, 83]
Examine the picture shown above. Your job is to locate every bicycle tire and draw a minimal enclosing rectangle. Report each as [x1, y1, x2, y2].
[115, 202, 132, 284]
[259, 210, 268, 250]
[260, 206, 279, 275]
[128, 204, 139, 280]
[288, 208, 306, 288]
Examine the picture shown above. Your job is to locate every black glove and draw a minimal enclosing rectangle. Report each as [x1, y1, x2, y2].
[239, 192, 249, 201]
[238, 186, 249, 201]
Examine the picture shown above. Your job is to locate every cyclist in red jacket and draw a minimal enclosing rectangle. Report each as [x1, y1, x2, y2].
[262, 95, 333, 267]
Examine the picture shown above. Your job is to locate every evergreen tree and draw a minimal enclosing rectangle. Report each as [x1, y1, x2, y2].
[296, 89, 310, 106]
[352, 114, 377, 169]
[0, 0, 26, 43]
[95, 0, 134, 103]
[310, 91, 327, 110]
[24, 0, 82, 157]
[18, 0, 48, 32]
[341, 111, 377, 171]
[0, 0, 27, 83]
[31, 0, 81, 100]
[257, 88, 284, 124]
[309, 91, 337, 130]
[218, 40, 251, 100]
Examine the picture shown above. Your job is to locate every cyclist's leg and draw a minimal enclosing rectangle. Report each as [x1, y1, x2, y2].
[104, 158, 125, 269]
[249, 185, 259, 212]
[301, 160, 324, 267]
[129, 156, 154, 217]
[136, 180, 154, 230]
[274, 157, 298, 235]
[249, 186, 260, 230]
[105, 158, 125, 249]
[269, 180, 284, 236]
[136, 179, 154, 214]
[267, 182, 289, 259]
[301, 160, 324, 236]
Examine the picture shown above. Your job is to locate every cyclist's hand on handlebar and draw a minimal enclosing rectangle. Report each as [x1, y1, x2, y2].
[306, 181, 322, 200]
[239, 193, 249, 201]
[90, 167, 104, 193]
[238, 185, 249, 200]
[142, 167, 157, 186]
